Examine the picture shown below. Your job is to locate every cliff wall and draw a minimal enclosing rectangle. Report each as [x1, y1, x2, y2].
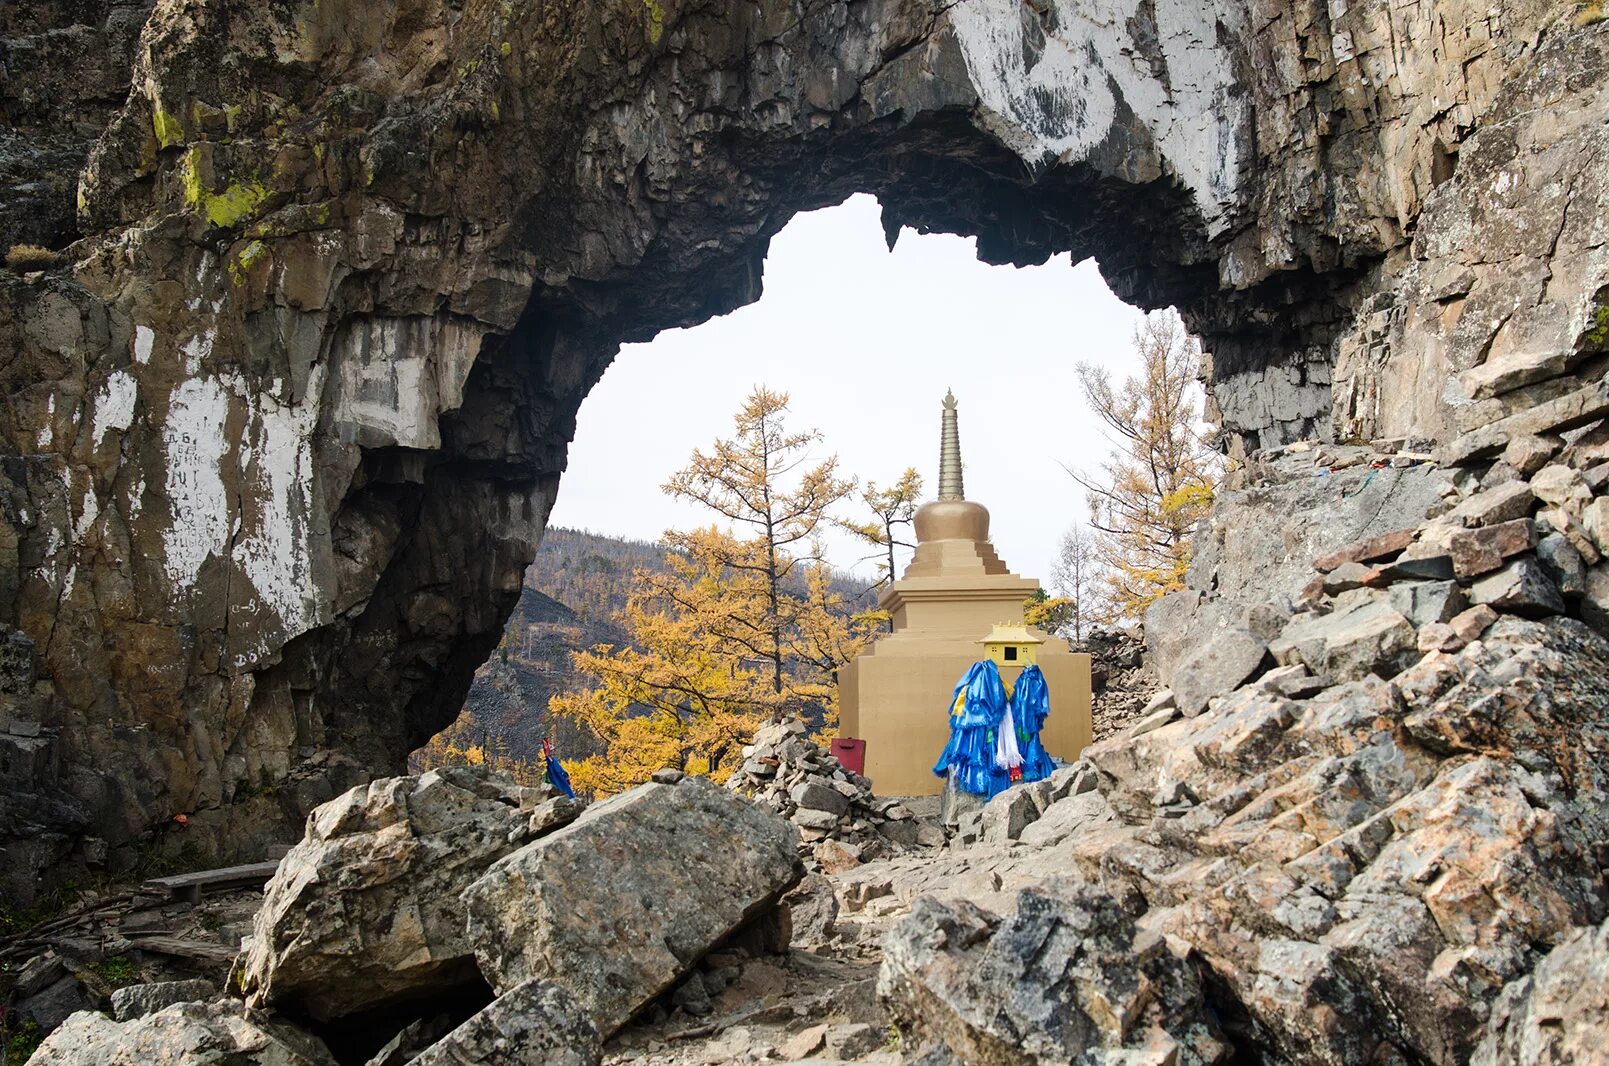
[1, 0, 1605, 893]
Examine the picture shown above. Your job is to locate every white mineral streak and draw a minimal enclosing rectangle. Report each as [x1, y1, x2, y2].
[36, 394, 54, 448]
[133, 325, 155, 365]
[180, 330, 213, 374]
[330, 316, 482, 449]
[947, 0, 1248, 234]
[161, 374, 232, 587]
[231, 368, 327, 644]
[92, 370, 138, 447]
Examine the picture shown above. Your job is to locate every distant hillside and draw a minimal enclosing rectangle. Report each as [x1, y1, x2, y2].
[458, 528, 669, 764]
[457, 526, 878, 765]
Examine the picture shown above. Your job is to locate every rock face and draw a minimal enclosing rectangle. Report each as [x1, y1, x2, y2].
[1474, 915, 1609, 1066]
[237, 767, 559, 1021]
[3, 0, 1606, 891]
[879, 881, 1230, 1065]
[31, 1000, 338, 1066]
[463, 774, 800, 1037]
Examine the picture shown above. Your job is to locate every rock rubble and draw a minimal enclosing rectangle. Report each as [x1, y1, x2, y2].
[724, 721, 942, 873]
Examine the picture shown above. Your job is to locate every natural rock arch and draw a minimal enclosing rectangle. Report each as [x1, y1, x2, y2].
[2, 0, 1605, 889]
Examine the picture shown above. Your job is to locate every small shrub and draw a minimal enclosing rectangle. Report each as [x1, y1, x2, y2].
[3, 244, 62, 271]
[88, 955, 139, 988]
[1577, 1, 1607, 26]
[2, 1017, 43, 1064]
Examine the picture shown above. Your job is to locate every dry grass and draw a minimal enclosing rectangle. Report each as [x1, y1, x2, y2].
[4, 243, 64, 270]
[1576, 1, 1607, 26]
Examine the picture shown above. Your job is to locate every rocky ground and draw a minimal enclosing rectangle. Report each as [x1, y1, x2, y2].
[10, 411, 1609, 1063]
[1078, 629, 1159, 741]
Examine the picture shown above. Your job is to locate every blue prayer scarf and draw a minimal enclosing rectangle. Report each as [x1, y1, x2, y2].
[932, 660, 1010, 797]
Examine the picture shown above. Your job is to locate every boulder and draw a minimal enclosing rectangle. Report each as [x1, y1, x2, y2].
[1016, 791, 1117, 848]
[32, 1001, 337, 1065]
[1272, 598, 1418, 682]
[878, 882, 1229, 1065]
[1535, 533, 1587, 598]
[18, 975, 90, 1034]
[790, 780, 849, 817]
[1313, 527, 1418, 572]
[1584, 497, 1609, 555]
[1389, 580, 1468, 626]
[1448, 519, 1536, 579]
[110, 980, 217, 1021]
[1170, 627, 1269, 717]
[1450, 604, 1500, 643]
[978, 786, 1042, 843]
[1530, 464, 1592, 509]
[1538, 507, 1602, 564]
[1584, 566, 1609, 637]
[237, 768, 555, 1020]
[1473, 917, 1609, 1066]
[410, 980, 600, 1066]
[1500, 435, 1559, 475]
[1447, 480, 1536, 526]
[1469, 558, 1566, 617]
[782, 873, 839, 948]
[462, 775, 799, 1036]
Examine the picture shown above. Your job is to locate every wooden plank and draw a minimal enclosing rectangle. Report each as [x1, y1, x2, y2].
[126, 935, 237, 963]
[142, 861, 282, 901]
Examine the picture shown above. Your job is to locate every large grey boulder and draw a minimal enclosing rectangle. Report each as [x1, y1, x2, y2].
[32, 1001, 337, 1066]
[1271, 596, 1418, 682]
[237, 767, 557, 1020]
[1171, 627, 1269, 716]
[462, 774, 799, 1036]
[1474, 917, 1609, 1065]
[878, 881, 1230, 1065]
[411, 980, 600, 1066]
[110, 979, 217, 1022]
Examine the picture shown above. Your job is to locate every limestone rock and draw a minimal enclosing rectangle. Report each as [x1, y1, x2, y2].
[1474, 917, 1609, 1066]
[1170, 628, 1269, 717]
[237, 768, 553, 1020]
[1271, 599, 1418, 682]
[1468, 558, 1567, 617]
[1448, 480, 1536, 527]
[32, 1001, 337, 1066]
[878, 882, 1229, 1065]
[410, 980, 600, 1066]
[110, 980, 216, 1022]
[462, 775, 799, 1036]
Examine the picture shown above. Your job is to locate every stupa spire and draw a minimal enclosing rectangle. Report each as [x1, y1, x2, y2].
[938, 389, 964, 501]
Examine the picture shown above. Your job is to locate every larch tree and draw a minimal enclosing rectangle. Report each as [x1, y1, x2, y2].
[554, 386, 875, 794]
[1069, 311, 1221, 622]
[1025, 523, 1103, 641]
[662, 386, 858, 699]
[839, 468, 923, 618]
[1050, 523, 1101, 642]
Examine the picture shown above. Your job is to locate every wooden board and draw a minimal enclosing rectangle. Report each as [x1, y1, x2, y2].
[126, 935, 237, 963]
[142, 860, 283, 903]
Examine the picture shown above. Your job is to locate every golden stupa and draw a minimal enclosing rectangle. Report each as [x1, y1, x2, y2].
[836, 392, 1093, 795]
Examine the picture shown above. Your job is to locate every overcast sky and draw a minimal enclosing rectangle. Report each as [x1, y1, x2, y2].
[548, 193, 1152, 586]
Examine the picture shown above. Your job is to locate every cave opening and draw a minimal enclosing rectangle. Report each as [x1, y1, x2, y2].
[440, 189, 1160, 772]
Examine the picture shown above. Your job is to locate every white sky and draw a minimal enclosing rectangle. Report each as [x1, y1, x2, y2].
[548, 193, 1150, 586]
